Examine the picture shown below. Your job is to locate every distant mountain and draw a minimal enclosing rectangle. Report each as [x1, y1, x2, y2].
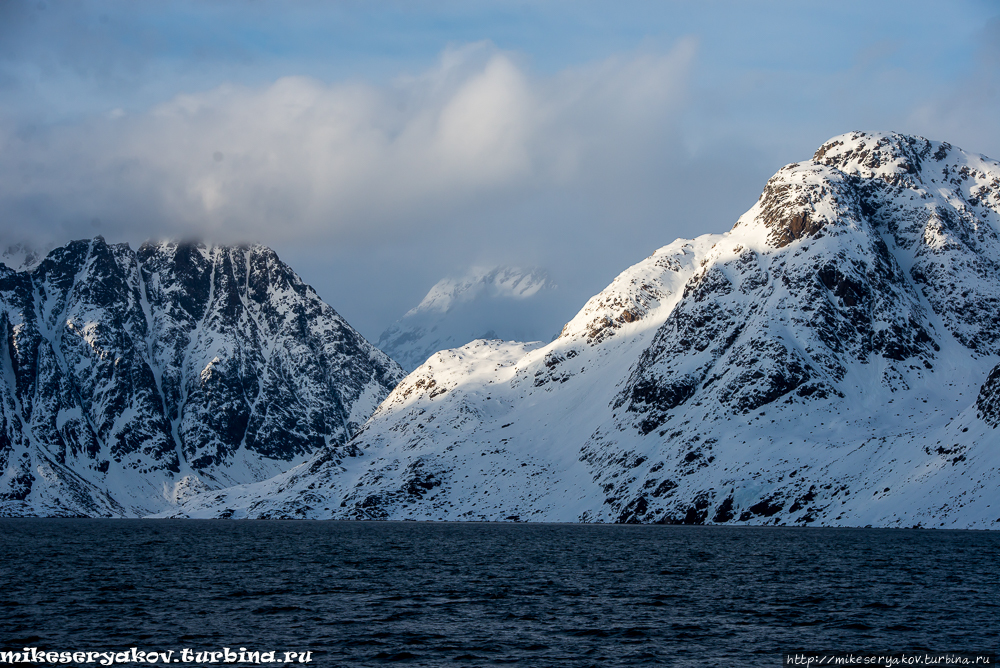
[377, 266, 561, 371]
[173, 132, 1000, 529]
[0, 238, 404, 516]
[1, 243, 46, 272]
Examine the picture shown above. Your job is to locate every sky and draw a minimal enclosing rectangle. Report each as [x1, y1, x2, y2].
[1, 0, 999, 339]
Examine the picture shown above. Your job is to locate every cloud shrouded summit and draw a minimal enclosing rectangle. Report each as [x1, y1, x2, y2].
[378, 265, 563, 372]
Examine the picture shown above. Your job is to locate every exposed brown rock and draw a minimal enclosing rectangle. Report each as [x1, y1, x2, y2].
[758, 180, 827, 248]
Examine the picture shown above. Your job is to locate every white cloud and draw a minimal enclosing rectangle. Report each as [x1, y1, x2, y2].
[433, 54, 532, 180]
[0, 40, 698, 249]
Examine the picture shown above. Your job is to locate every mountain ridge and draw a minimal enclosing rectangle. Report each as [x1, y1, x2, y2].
[170, 131, 1000, 528]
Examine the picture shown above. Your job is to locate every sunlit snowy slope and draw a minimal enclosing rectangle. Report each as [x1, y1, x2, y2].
[0, 239, 404, 516]
[176, 132, 1000, 527]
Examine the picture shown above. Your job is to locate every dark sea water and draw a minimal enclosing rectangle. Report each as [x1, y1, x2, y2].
[1, 520, 997, 667]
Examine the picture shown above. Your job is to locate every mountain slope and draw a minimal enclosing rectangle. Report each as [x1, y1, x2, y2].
[172, 132, 1000, 528]
[377, 266, 562, 372]
[0, 238, 404, 516]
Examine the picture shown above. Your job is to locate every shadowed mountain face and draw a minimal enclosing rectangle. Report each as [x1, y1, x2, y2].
[172, 132, 1000, 529]
[0, 238, 404, 516]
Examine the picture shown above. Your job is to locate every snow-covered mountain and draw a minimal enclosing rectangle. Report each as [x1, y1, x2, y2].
[1, 243, 46, 272]
[171, 132, 1000, 528]
[0, 238, 404, 516]
[377, 266, 562, 371]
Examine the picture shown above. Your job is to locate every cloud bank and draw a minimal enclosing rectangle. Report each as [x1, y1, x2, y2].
[0, 40, 696, 248]
[3, 1, 998, 337]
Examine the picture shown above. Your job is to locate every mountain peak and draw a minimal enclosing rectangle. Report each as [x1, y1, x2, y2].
[411, 266, 553, 315]
[0, 237, 404, 517]
[379, 265, 561, 371]
[1, 242, 46, 272]
[813, 131, 933, 175]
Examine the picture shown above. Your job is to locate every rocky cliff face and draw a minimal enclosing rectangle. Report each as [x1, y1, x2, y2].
[171, 132, 1000, 528]
[0, 238, 404, 516]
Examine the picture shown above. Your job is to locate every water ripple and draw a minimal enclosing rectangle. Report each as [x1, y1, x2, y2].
[1, 520, 997, 667]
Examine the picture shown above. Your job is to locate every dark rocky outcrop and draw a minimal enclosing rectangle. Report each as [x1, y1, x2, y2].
[977, 364, 1000, 428]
